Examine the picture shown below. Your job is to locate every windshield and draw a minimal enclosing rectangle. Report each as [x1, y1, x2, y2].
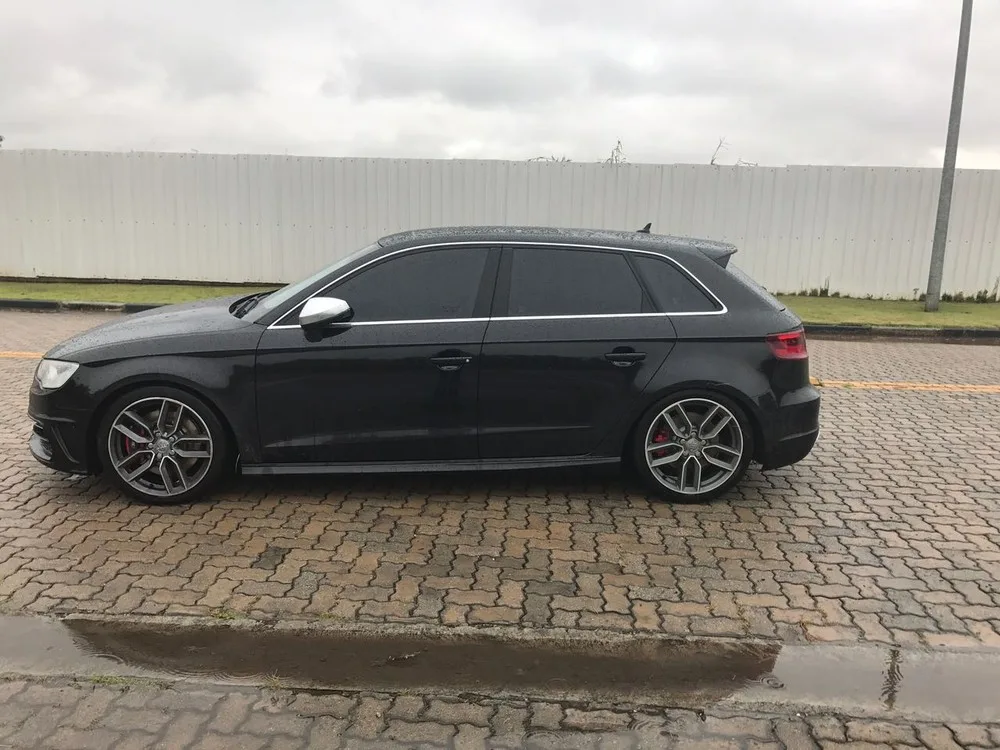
[243, 242, 379, 323]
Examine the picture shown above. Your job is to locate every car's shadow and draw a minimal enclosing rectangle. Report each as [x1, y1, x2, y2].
[214, 463, 792, 509]
[31, 460, 792, 510]
[229, 463, 638, 501]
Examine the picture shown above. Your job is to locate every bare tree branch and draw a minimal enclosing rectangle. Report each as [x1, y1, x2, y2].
[604, 139, 627, 165]
[710, 137, 728, 165]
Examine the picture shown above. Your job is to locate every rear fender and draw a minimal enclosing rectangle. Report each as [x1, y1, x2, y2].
[596, 341, 774, 462]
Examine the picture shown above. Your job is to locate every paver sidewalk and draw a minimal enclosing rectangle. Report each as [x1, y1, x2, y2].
[2, 675, 998, 749]
[3, 312, 1000, 650]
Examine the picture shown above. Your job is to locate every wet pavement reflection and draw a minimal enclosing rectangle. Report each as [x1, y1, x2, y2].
[0, 615, 778, 707]
[2, 615, 1000, 725]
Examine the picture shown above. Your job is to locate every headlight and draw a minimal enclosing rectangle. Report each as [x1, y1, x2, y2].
[35, 359, 80, 390]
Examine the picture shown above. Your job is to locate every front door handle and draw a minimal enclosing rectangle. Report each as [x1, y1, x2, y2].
[431, 355, 472, 372]
[605, 351, 646, 368]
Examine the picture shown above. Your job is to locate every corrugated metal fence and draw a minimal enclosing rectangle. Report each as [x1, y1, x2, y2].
[2, 149, 999, 298]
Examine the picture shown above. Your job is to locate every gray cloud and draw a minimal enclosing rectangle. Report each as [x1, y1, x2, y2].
[348, 53, 581, 106]
[0, 11, 259, 106]
[1, 0, 999, 168]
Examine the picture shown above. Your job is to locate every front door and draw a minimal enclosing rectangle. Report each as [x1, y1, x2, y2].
[478, 245, 677, 459]
[255, 245, 499, 464]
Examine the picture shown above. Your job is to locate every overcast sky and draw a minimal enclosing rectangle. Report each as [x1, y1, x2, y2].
[2, 0, 999, 167]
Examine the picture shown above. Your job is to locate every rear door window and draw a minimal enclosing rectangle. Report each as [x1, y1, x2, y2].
[507, 247, 644, 316]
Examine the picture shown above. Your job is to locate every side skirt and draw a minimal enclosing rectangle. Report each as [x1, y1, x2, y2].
[240, 456, 620, 476]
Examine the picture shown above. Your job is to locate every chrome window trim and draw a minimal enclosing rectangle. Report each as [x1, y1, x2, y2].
[267, 240, 727, 330]
[346, 317, 490, 327]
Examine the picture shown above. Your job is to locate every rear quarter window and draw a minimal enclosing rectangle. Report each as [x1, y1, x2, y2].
[632, 255, 720, 312]
[727, 264, 787, 311]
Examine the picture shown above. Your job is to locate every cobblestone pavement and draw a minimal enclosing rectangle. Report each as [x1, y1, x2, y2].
[2, 311, 1000, 649]
[1, 675, 998, 749]
[805, 338, 1000, 386]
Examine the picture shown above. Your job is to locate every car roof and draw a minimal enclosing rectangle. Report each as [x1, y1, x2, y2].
[377, 226, 737, 265]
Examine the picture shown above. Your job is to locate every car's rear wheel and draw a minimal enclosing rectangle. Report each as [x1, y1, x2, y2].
[98, 386, 230, 504]
[632, 391, 753, 503]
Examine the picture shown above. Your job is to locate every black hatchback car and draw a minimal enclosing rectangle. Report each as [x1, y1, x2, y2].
[28, 226, 820, 504]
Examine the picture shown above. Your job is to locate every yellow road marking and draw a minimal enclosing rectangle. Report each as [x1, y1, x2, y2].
[0, 351, 43, 359]
[0, 352, 997, 393]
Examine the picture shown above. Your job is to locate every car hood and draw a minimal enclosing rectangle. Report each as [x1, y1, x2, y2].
[45, 295, 262, 363]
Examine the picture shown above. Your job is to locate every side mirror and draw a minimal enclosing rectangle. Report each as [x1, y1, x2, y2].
[299, 297, 353, 328]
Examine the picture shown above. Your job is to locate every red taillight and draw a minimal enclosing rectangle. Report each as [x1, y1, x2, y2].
[767, 329, 808, 360]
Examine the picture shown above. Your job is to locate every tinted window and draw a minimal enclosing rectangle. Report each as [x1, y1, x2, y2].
[254, 242, 378, 320]
[633, 255, 719, 312]
[332, 247, 489, 321]
[508, 247, 644, 316]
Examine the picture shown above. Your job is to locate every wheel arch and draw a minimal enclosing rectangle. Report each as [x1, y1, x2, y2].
[620, 381, 765, 467]
[87, 377, 240, 473]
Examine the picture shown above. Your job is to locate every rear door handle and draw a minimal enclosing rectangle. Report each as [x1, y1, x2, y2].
[605, 351, 646, 367]
[431, 355, 472, 372]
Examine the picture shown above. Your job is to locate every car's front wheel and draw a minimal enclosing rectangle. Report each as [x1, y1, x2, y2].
[632, 391, 754, 503]
[97, 386, 230, 504]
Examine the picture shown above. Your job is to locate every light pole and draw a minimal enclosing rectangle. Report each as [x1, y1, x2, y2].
[925, 0, 974, 312]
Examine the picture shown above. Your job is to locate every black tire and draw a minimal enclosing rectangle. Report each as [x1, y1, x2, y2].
[631, 389, 754, 503]
[97, 385, 231, 504]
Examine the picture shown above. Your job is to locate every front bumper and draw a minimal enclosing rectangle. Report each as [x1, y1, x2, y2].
[28, 387, 96, 475]
[758, 386, 821, 470]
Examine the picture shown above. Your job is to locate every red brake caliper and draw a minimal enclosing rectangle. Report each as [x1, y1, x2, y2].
[650, 429, 671, 459]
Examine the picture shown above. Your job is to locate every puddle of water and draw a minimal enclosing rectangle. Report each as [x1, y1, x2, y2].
[727, 642, 1000, 723]
[0, 615, 775, 707]
[1, 615, 999, 723]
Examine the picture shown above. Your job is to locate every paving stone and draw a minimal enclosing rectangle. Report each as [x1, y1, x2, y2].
[562, 709, 631, 732]
[66, 687, 119, 729]
[208, 693, 255, 733]
[240, 712, 310, 737]
[383, 718, 455, 744]
[99, 707, 171, 732]
[917, 725, 966, 750]
[846, 719, 919, 745]
[424, 698, 492, 727]
[949, 724, 995, 747]
[45, 727, 123, 750]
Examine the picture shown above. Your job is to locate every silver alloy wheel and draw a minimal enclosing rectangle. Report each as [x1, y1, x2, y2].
[644, 397, 744, 496]
[107, 397, 214, 498]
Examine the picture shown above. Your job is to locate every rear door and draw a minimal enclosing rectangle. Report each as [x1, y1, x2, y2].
[477, 245, 677, 459]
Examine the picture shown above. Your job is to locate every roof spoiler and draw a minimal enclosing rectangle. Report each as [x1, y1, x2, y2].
[699, 245, 738, 268]
[634, 223, 737, 268]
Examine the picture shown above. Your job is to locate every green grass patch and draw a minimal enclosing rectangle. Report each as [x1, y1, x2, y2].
[776, 296, 1000, 329]
[0, 281, 274, 305]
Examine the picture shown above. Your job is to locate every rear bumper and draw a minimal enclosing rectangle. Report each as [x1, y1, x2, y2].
[758, 386, 821, 470]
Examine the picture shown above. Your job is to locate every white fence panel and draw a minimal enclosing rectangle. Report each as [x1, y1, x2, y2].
[2, 150, 1000, 297]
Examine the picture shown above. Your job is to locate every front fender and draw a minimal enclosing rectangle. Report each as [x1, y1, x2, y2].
[83, 353, 260, 468]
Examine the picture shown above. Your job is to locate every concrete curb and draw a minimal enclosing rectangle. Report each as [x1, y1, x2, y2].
[0, 299, 163, 314]
[804, 323, 1000, 342]
[1, 299, 997, 343]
